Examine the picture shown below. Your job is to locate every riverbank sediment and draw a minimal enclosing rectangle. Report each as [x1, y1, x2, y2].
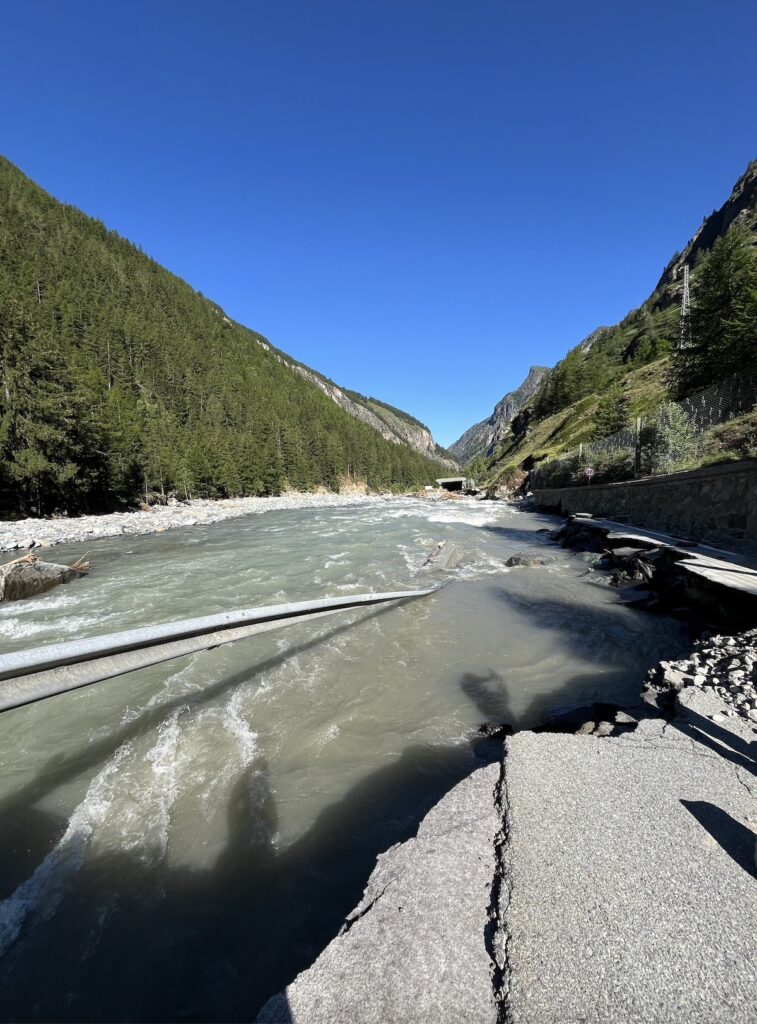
[0, 492, 386, 554]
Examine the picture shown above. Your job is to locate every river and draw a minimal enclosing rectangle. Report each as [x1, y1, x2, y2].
[0, 497, 689, 1020]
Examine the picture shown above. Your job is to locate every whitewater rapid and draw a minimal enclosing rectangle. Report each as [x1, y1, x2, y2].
[0, 497, 690, 1020]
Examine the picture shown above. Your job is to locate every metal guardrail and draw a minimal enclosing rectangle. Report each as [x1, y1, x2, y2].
[0, 588, 438, 714]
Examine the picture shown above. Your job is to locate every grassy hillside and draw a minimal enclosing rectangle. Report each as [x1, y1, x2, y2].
[485, 359, 670, 485]
[481, 160, 757, 489]
[0, 157, 447, 515]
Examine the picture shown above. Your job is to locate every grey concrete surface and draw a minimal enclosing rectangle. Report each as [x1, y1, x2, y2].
[502, 691, 757, 1023]
[257, 762, 501, 1024]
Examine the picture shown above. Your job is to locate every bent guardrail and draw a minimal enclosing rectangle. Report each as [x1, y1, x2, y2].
[0, 588, 438, 713]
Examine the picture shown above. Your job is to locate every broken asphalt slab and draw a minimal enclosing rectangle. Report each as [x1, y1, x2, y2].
[257, 688, 755, 1024]
[257, 761, 501, 1024]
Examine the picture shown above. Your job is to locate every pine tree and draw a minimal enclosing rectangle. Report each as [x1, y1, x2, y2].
[0, 301, 101, 514]
[593, 382, 629, 439]
[674, 226, 757, 396]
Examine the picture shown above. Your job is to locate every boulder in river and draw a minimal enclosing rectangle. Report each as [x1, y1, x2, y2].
[0, 555, 88, 602]
[505, 553, 556, 567]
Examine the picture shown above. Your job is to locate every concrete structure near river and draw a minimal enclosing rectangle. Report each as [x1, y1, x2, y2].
[534, 458, 757, 556]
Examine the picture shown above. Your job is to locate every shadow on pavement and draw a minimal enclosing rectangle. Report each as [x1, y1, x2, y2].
[671, 706, 757, 777]
[681, 800, 757, 879]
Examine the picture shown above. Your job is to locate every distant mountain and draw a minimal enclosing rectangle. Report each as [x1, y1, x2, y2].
[0, 157, 452, 515]
[449, 366, 549, 463]
[253, 338, 458, 469]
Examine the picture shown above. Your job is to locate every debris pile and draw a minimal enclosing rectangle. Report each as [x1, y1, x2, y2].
[646, 629, 757, 724]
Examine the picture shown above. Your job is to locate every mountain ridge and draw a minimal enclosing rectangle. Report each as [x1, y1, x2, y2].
[449, 365, 549, 464]
[251, 334, 458, 468]
[477, 158, 757, 484]
[0, 156, 450, 514]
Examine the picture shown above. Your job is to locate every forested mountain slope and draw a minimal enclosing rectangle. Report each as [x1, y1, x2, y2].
[0, 157, 449, 515]
[253, 339, 458, 468]
[479, 159, 757, 484]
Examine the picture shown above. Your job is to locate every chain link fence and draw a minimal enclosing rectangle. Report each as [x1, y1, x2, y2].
[530, 369, 757, 490]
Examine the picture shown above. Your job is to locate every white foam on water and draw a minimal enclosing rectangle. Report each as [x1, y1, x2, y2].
[114, 709, 189, 863]
[0, 613, 102, 642]
[222, 690, 258, 768]
[0, 704, 203, 960]
[145, 656, 204, 710]
[426, 511, 499, 528]
[0, 743, 132, 959]
[179, 695, 258, 813]
[454, 557, 512, 580]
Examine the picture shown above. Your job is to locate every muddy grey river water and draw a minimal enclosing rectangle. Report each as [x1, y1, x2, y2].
[0, 498, 689, 1020]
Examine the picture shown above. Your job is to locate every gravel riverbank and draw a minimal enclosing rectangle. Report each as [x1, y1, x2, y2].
[0, 492, 384, 554]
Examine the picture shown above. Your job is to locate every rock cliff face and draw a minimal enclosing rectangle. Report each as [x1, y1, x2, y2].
[255, 338, 459, 470]
[654, 159, 757, 306]
[449, 366, 549, 463]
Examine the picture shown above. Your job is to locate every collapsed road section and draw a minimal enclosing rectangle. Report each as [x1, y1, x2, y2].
[258, 666, 757, 1024]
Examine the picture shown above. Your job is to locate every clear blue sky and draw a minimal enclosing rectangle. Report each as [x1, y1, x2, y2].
[2, 2, 756, 446]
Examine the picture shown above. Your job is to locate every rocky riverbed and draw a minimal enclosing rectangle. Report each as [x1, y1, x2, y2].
[0, 492, 384, 554]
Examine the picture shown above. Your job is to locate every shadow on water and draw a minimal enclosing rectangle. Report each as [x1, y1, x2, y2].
[0, 602, 409, 896]
[460, 669, 517, 725]
[486, 586, 693, 727]
[0, 732, 504, 1022]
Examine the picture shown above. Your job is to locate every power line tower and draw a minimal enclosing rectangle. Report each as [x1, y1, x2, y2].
[678, 263, 691, 350]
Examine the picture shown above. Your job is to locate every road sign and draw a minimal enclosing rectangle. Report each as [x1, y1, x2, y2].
[584, 466, 595, 481]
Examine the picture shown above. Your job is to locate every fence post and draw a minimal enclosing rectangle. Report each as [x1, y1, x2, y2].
[634, 417, 642, 477]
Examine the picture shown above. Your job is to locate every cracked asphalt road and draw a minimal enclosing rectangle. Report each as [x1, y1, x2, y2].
[257, 761, 501, 1024]
[504, 688, 757, 1023]
[258, 689, 756, 1024]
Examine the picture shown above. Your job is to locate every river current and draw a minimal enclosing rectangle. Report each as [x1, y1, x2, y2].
[0, 498, 689, 1020]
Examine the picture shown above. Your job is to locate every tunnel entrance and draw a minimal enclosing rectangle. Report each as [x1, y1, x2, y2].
[435, 477, 471, 492]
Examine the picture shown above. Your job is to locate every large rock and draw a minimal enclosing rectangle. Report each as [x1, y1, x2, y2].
[257, 762, 501, 1024]
[505, 553, 556, 568]
[0, 557, 83, 602]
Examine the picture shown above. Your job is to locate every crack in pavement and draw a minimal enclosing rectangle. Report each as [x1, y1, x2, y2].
[338, 879, 396, 937]
[485, 754, 513, 1024]
[735, 769, 757, 799]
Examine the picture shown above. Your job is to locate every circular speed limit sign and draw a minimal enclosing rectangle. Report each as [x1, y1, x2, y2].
[584, 466, 595, 479]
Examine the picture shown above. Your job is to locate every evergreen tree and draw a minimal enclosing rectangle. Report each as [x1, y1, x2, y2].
[674, 226, 757, 396]
[0, 156, 446, 514]
[593, 382, 629, 439]
[0, 301, 102, 514]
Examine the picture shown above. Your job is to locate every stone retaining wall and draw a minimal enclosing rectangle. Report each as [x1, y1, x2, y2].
[534, 458, 757, 554]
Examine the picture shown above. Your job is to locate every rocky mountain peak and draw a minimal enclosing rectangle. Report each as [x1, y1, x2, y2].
[449, 365, 549, 464]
